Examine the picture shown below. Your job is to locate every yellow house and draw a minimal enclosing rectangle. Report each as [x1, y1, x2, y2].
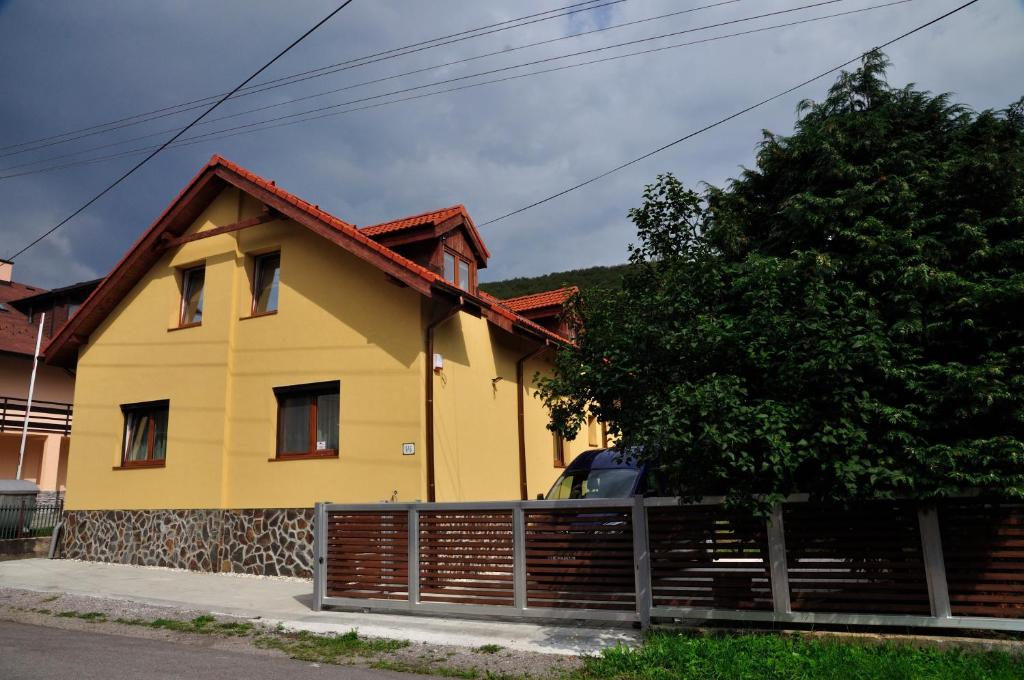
[45, 155, 602, 576]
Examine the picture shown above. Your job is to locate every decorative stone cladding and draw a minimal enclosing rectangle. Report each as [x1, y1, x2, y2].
[59, 508, 314, 577]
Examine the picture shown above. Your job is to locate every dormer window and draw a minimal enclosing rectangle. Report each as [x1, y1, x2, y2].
[443, 249, 474, 291]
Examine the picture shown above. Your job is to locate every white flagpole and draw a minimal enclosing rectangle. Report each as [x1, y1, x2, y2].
[16, 313, 45, 481]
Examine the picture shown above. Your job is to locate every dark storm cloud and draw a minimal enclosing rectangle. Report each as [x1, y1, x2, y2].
[0, 0, 1021, 288]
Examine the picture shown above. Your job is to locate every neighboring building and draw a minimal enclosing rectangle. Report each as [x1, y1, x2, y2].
[45, 156, 593, 575]
[0, 258, 100, 502]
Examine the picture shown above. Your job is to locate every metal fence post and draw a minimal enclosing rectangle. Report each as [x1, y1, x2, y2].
[918, 506, 952, 621]
[408, 508, 420, 606]
[631, 496, 652, 629]
[766, 504, 792, 615]
[513, 504, 527, 610]
[312, 502, 327, 611]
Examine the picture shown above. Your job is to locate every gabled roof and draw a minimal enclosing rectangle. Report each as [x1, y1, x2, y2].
[501, 287, 578, 314]
[8, 278, 102, 309]
[361, 204, 491, 264]
[0, 280, 47, 356]
[44, 155, 566, 366]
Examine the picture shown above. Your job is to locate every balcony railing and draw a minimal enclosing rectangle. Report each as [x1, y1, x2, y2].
[0, 396, 73, 437]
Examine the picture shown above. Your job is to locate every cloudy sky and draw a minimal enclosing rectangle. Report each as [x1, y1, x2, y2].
[0, 0, 1020, 289]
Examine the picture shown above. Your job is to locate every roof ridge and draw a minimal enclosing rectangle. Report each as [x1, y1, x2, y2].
[361, 204, 465, 231]
[44, 155, 568, 363]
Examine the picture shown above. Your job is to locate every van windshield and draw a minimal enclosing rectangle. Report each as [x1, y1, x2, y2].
[545, 468, 640, 500]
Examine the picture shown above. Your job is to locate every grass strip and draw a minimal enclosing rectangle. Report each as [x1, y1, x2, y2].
[571, 632, 1024, 680]
[255, 629, 409, 664]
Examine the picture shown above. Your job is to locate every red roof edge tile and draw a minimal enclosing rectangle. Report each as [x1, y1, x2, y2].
[44, 155, 568, 365]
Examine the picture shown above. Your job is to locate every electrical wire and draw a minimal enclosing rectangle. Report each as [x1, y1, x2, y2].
[0, 0, 626, 157]
[476, 0, 984, 227]
[0, 1, 913, 180]
[5, 0, 358, 261]
[0, 0, 747, 174]
[0, 0, 753, 173]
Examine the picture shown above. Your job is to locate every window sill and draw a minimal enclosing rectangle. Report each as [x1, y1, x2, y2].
[113, 461, 166, 470]
[168, 323, 201, 332]
[240, 310, 278, 321]
[268, 451, 338, 462]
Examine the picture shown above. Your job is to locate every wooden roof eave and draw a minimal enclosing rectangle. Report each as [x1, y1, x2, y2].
[45, 163, 439, 367]
[212, 168, 433, 297]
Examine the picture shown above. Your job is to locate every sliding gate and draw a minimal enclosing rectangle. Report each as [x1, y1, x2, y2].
[313, 497, 1024, 631]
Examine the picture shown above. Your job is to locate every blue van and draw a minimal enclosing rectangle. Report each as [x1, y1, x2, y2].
[543, 448, 649, 500]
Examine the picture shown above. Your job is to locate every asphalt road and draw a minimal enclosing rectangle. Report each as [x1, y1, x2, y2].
[0, 621, 430, 680]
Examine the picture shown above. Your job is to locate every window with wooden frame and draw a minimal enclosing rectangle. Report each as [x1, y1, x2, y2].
[251, 252, 281, 316]
[553, 432, 569, 468]
[274, 381, 340, 460]
[120, 400, 169, 468]
[442, 248, 474, 292]
[179, 265, 205, 327]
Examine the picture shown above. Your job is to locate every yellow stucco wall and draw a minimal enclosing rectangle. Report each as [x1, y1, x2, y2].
[433, 315, 587, 502]
[64, 185, 577, 511]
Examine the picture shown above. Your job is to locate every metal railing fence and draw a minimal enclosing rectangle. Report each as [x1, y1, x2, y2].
[0, 499, 64, 540]
[0, 395, 73, 436]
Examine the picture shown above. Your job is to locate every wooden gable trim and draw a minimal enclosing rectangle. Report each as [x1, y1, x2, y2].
[436, 214, 489, 266]
[45, 170, 226, 366]
[159, 208, 279, 249]
[211, 168, 433, 297]
[365, 212, 490, 267]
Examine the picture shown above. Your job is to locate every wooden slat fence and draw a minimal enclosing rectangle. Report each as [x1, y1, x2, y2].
[325, 509, 408, 601]
[524, 507, 635, 611]
[939, 500, 1024, 619]
[649, 505, 772, 611]
[313, 497, 1024, 632]
[418, 510, 514, 607]
[785, 502, 930, 615]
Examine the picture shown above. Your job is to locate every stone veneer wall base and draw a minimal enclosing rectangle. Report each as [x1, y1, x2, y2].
[59, 508, 314, 578]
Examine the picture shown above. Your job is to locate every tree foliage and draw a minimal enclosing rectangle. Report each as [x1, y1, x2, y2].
[538, 52, 1024, 512]
[480, 264, 628, 299]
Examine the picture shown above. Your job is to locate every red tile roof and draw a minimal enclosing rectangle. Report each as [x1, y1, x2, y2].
[208, 156, 444, 284]
[361, 205, 466, 236]
[361, 203, 491, 263]
[477, 291, 570, 342]
[500, 287, 578, 313]
[45, 155, 569, 364]
[0, 281, 47, 356]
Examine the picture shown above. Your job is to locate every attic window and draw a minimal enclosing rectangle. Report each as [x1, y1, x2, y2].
[443, 249, 474, 291]
[179, 265, 205, 328]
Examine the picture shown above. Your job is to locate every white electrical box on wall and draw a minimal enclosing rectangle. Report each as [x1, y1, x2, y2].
[402, 443, 416, 456]
[432, 353, 443, 370]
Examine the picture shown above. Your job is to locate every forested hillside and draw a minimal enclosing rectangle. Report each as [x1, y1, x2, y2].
[479, 263, 627, 299]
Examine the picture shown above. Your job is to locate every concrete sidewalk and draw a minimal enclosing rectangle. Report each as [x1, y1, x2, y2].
[0, 559, 638, 655]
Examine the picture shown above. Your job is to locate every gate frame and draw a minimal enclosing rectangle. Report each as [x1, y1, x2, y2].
[313, 496, 1024, 632]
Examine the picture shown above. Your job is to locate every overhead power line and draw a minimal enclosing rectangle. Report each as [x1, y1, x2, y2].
[0, 0, 749, 175]
[0, 1, 908, 180]
[0, 0, 626, 157]
[476, 0, 984, 228]
[5, 0, 895, 181]
[5, 1, 358, 262]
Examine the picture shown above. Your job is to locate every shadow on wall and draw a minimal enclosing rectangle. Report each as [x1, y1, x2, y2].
[285, 232, 426, 370]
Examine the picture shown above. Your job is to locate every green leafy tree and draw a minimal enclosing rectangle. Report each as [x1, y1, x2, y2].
[539, 52, 1024, 512]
